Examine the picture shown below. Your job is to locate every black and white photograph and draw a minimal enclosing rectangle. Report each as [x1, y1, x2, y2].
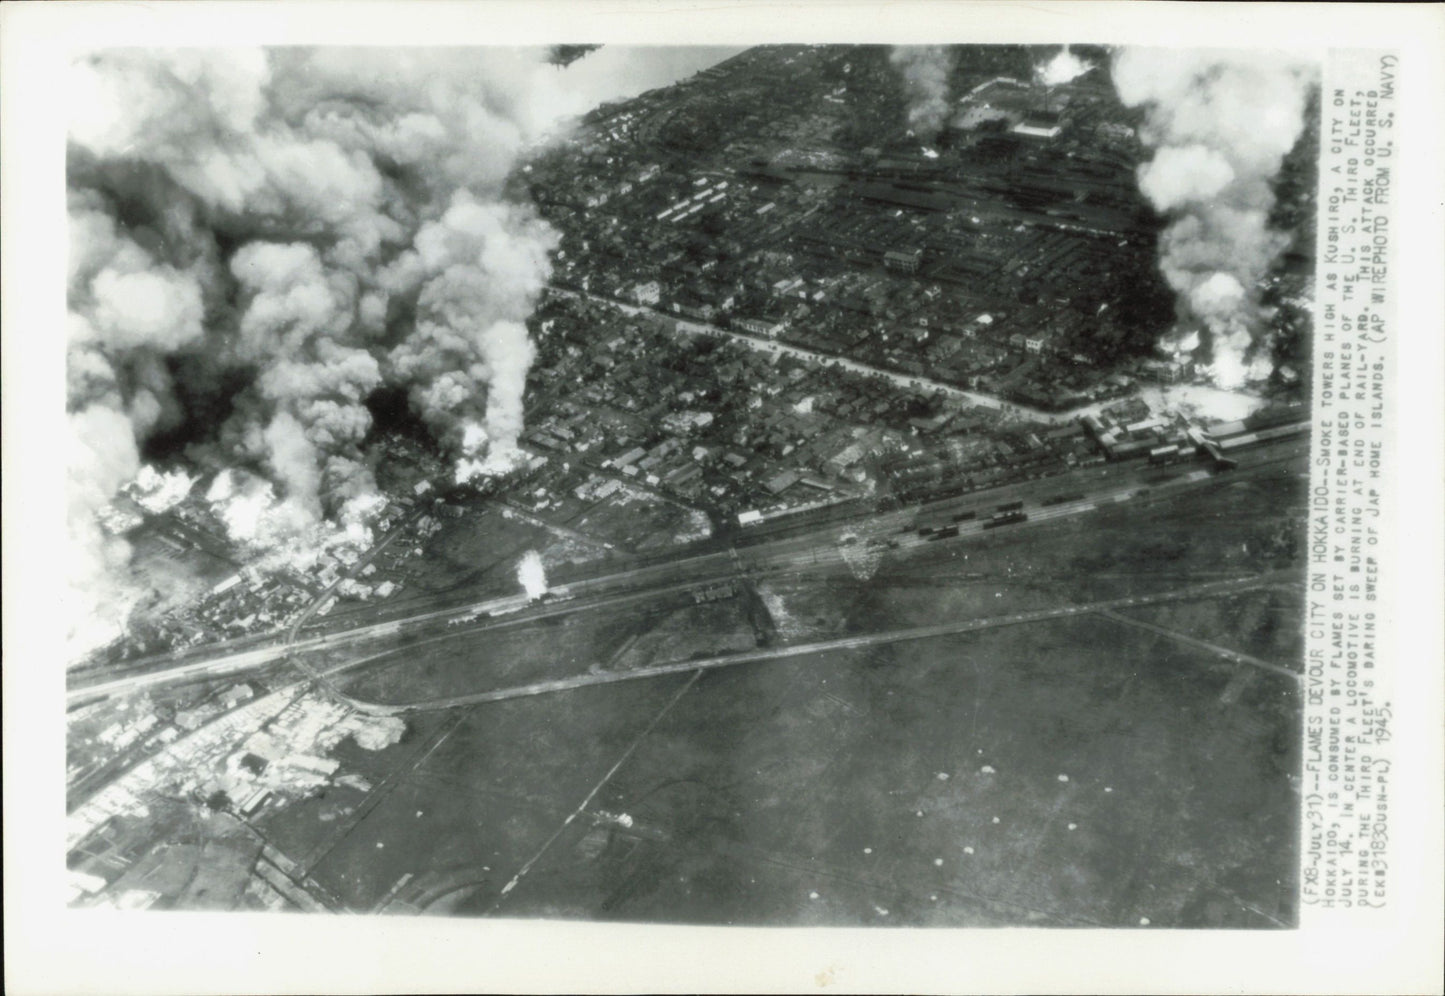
[5, 2, 1442, 994]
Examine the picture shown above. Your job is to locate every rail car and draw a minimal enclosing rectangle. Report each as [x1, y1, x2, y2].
[983, 510, 1028, 529]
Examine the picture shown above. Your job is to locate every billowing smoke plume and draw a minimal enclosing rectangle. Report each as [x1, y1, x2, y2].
[1037, 46, 1093, 88]
[890, 46, 957, 139]
[64, 46, 736, 659]
[1112, 49, 1317, 389]
[382, 193, 559, 482]
[516, 550, 549, 601]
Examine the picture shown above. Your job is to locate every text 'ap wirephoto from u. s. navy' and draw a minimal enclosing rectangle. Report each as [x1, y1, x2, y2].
[59, 40, 1400, 931]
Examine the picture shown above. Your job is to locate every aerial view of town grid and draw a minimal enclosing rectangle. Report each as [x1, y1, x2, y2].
[65, 43, 1318, 927]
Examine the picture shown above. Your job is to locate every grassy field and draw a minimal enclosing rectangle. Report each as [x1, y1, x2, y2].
[607, 598, 760, 673]
[295, 676, 699, 912]
[1114, 588, 1304, 669]
[336, 611, 645, 705]
[473, 614, 1298, 927]
[275, 605, 1297, 925]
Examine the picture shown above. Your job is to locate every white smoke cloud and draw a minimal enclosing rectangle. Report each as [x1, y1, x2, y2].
[1137, 145, 1235, 207]
[1140, 383, 1267, 424]
[65, 46, 736, 661]
[66, 405, 144, 657]
[516, 549, 549, 601]
[890, 46, 957, 139]
[1037, 46, 1093, 88]
[68, 49, 270, 162]
[129, 465, 197, 515]
[206, 469, 276, 546]
[1112, 48, 1317, 389]
[384, 193, 557, 465]
[261, 411, 324, 522]
[89, 268, 205, 351]
[452, 420, 517, 485]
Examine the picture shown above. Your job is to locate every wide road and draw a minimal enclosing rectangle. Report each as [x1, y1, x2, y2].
[67, 435, 1307, 706]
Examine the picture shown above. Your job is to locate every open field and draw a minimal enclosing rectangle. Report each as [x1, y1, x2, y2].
[607, 598, 760, 673]
[243, 458, 1304, 924]
[1114, 588, 1304, 669]
[338, 611, 643, 705]
[263, 609, 1297, 926]
[269, 676, 698, 912]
